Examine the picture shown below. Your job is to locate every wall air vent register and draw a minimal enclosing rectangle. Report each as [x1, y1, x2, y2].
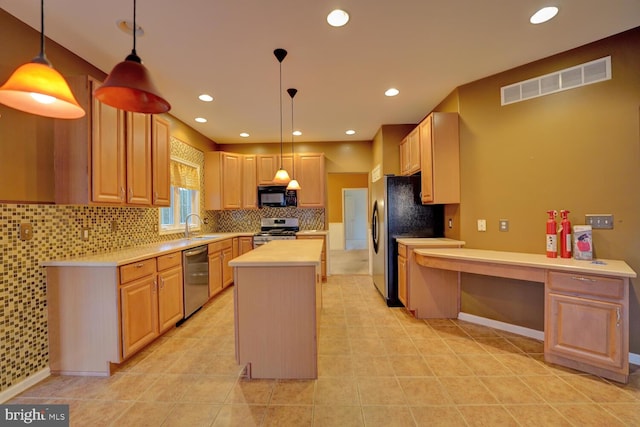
[501, 56, 611, 106]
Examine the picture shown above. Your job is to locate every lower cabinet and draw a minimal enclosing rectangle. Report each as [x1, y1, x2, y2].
[296, 234, 327, 280]
[545, 270, 628, 382]
[398, 244, 408, 306]
[208, 238, 234, 298]
[157, 252, 184, 333]
[239, 236, 254, 255]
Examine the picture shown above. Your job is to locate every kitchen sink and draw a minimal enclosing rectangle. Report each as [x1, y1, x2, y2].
[189, 234, 221, 240]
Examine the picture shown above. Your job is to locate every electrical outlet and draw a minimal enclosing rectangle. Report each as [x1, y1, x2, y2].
[477, 219, 486, 232]
[585, 214, 614, 229]
[499, 219, 509, 232]
[81, 227, 90, 240]
[20, 223, 34, 241]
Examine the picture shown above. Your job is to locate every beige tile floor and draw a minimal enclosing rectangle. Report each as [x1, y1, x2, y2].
[10, 275, 640, 426]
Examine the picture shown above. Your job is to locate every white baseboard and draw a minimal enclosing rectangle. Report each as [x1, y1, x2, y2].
[458, 312, 640, 365]
[0, 368, 50, 403]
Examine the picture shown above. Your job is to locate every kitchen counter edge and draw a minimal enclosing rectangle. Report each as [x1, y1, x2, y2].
[41, 232, 255, 268]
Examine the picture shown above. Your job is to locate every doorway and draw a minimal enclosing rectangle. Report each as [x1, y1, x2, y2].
[343, 188, 368, 250]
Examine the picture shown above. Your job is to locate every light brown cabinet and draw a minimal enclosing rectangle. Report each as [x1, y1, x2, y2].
[54, 75, 170, 207]
[239, 236, 254, 255]
[295, 153, 326, 208]
[297, 234, 327, 280]
[399, 128, 420, 176]
[545, 270, 628, 382]
[156, 252, 184, 333]
[152, 116, 171, 206]
[204, 152, 242, 210]
[119, 259, 158, 359]
[208, 238, 234, 297]
[419, 112, 460, 204]
[242, 155, 258, 208]
[398, 243, 408, 306]
[256, 154, 293, 185]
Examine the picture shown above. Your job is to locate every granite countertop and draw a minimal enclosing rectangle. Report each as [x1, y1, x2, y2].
[41, 232, 254, 268]
[229, 239, 323, 268]
[395, 237, 465, 246]
[414, 247, 637, 278]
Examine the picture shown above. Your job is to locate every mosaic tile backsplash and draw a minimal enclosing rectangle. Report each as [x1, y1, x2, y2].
[0, 137, 325, 393]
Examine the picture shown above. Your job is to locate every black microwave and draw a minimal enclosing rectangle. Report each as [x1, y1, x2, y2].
[258, 186, 297, 207]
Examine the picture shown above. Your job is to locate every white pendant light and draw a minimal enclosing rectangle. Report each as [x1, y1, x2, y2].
[0, 0, 85, 119]
[286, 88, 301, 191]
[272, 48, 291, 184]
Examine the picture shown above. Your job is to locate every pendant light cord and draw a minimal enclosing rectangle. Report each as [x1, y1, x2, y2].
[290, 95, 295, 176]
[279, 60, 284, 168]
[132, 0, 137, 56]
[34, 0, 50, 65]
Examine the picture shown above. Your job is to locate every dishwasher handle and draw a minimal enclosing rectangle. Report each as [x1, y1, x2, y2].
[184, 246, 208, 257]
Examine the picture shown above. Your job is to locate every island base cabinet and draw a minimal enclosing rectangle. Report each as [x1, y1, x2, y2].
[235, 265, 319, 379]
[47, 267, 121, 376]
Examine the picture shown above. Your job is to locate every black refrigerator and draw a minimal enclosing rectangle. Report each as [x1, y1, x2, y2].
[371, 174, 444, 306]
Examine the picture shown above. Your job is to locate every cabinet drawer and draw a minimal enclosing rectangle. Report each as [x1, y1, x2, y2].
[398, 243, 407, 258]
[547, 271, 624, 300]
[120, 259, 156, 284]
[209, 238, 232, 253]
[157, 251, 181, 271]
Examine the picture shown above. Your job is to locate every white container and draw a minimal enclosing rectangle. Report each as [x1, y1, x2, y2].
[573, 225, 593, 260]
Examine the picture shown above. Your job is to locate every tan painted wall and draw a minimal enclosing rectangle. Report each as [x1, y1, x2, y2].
[443, 28, 640, 351]
[327, 173, 369, 223]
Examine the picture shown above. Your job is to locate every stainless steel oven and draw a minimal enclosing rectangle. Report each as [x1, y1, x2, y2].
[253, 218, 299, 249]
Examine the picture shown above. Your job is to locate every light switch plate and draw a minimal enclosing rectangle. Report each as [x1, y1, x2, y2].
[499, 219, 509, 232]
[477, 219, 486, 232]
[585, 214, 614, 229]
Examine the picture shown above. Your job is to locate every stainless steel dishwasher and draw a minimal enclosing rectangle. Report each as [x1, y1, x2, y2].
[182, 245, 209, 319]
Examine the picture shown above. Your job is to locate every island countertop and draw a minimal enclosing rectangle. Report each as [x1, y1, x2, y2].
[229, 239, 323, 268]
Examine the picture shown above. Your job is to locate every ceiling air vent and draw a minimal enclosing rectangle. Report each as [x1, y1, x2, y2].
[501, 56, 611, 106]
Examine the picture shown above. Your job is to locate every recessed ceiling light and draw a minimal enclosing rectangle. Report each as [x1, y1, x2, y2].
[198, 94, 214, 102]
[116, 19, 144, 36]
[240, 132, 250, 138]
[385, 88, 399, 97]
[293, 130, 302, 136]
[195, 117, 207, 123]
[345, 129, 356, 135]
[530, 6, 559, 24]
[327, 9, 349, 27]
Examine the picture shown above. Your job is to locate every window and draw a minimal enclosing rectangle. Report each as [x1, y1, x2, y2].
[159, 158, 201, 234]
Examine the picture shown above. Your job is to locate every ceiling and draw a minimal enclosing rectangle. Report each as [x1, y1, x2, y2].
[1, 1, 639, 144]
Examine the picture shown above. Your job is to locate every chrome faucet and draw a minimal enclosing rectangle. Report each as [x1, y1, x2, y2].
[184, 213, 203, 239]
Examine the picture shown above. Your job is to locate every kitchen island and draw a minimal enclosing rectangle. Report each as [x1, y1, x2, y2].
[229, 239, 323, 379]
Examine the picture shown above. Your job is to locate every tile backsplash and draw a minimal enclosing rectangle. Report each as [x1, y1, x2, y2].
[0, 136, 325, 394]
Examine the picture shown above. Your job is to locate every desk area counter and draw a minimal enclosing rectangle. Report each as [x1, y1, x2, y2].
[410, 247, 636, 383]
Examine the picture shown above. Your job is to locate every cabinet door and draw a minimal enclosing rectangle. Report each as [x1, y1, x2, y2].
[296, 154, 325, 207]
[121, 276, 159, 358]
[398, 255, 407, 306]
[208, 251, 223, 297]
[546, 293, 624, 370]
[126, 112, 153, 205]
[222, 153, 242, 209]
[399, 137, 409, 175]
[419, 116, 434, 203]
[408, 128, 421, 173]
[152, 116, 171, 207]
[158, 265, 184, 333]
[239, 237, 253, 255]
[256, 154, 279, 185]
[92, 94, 126, 204]
[222, 247, 233, 287]
[242, 155, 258, 208]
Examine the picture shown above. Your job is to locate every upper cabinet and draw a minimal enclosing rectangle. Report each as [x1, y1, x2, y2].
[256, 154, 293, 185]
[242, 155, 258, 209]
[204, 152, 243, 210]
[399, 127, 420, 176]
[295, 153, 325, 208]
[419, 112, 460, 204]
[54, 75, 170, 207]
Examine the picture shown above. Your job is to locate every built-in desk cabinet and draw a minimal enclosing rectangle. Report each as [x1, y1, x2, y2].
[419, 112, 460, 204]
[54, 75, 170, 207]
[545, 270, 628, 382]
[399, 127, 420, 176]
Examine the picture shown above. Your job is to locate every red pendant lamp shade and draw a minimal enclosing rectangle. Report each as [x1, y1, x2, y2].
[94, 0, 170, 114]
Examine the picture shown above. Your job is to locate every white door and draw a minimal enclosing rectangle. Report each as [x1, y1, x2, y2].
[344, 188, 368, 250]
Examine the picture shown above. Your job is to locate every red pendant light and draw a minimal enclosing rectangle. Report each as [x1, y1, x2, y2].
[94, 0, 170, 114]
